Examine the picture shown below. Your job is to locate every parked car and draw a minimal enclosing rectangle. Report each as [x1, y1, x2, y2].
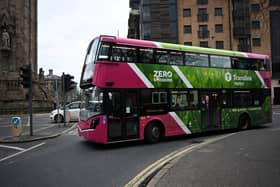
[50, 101, 83, 123]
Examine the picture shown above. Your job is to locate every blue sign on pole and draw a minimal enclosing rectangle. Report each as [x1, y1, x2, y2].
[11, 117, 21, 125]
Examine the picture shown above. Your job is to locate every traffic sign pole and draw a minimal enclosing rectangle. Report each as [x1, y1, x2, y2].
[29, 64, 33, 136]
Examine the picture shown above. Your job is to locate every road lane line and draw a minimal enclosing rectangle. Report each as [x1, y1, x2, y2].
[0, 142, 46, 163]
[61, 123, 77, 134]
[125, 133, 236, 187]
[0, 145, 25, 151]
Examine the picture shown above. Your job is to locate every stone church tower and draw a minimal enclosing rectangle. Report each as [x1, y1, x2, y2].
[0, 0, 52, 114]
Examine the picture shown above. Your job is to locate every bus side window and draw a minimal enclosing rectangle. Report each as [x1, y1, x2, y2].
[111, 46, 123, 62]
[259, 59, 266, 71]
[221, 90, 232, 107]
[188, 90, 198, 108]
[249, 59, 259, 70]
[139, 48, 154, 63]
[185, 53, 208, 67]
[170, 51, 184, 66]
[232, 58, 249, 70]
[124, 47, 137, 63]
[155, 50, 169, 64]
[210, 55, 231, 68]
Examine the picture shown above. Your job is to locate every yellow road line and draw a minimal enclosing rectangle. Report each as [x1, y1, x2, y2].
[125, 133, 236, 187]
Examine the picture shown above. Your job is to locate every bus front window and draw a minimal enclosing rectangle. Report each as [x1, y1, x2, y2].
[81, 39, 99, 84]
[80, 88, 104, 121]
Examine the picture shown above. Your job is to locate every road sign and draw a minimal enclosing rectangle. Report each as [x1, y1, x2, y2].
[11, 117, 22, 137]
[11, 117, 21, 125]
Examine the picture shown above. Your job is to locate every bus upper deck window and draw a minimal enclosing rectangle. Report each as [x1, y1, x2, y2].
[259, 59, 266, 71]
[98, 43, 110, 61]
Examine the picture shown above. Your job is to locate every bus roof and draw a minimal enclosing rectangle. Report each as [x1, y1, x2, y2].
[98, 35, 269, 59]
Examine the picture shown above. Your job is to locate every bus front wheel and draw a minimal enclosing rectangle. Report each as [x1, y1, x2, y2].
[144, 122, 162, 143]
[238, 114, 250, 130]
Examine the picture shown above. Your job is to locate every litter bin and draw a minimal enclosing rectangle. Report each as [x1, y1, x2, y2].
[11, 117, 22, 137]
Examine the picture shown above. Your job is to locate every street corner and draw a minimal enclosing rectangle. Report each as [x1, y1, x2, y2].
[0, 123, 77, 143]
[0, 133, 60, 143]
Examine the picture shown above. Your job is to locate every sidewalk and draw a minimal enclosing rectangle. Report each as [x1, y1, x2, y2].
[0, 123, 76, 143]
[148, 125, 280, 187]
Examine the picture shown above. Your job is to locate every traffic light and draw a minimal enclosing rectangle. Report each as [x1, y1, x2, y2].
[20, 64, 31, 88]
[62, 74, 76, 92]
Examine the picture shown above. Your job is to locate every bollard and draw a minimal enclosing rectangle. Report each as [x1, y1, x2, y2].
[11, 117, 22, 137]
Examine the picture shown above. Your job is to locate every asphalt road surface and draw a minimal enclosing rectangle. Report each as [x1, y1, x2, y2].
[0, 110, 279, 187]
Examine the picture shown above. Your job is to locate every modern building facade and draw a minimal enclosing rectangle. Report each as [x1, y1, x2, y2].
[138, 0, 178, 43]
[128, 0, 280, 104]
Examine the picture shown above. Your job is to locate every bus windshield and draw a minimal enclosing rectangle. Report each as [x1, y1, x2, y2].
[80, 87, 104, 121]
[81, 39, 99, 85]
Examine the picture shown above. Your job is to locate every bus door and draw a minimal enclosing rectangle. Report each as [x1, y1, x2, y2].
[200, 91, 221, 129]
[106, 90, 139, 141]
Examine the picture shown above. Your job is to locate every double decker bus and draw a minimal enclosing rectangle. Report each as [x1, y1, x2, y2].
[78, 35, 271, 144]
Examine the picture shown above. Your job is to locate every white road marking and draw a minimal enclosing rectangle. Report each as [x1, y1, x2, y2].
[0, 142, 46, 163]
[0, 145, 25, 151]
[61, 123, 77, 134]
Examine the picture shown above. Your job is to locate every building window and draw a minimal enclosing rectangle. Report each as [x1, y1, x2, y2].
[184, 42, 192, 46]
[251, 4, 260, 12]
[198, 8, 208, 22]
[183, 8, 191, 17]
[252, 20, 260, 29]
[216, 41, 224, 49]
[200, 41, 208, 48]
[198, 25, 209, 38]
[215, 8, 223, 16]
[252, 38, 261, 46]
[270, 0, 280, 6]
[184, 25, 192, 33]
[215, 24, 223, 32]
[197, 0, 208, 5]
[238, 38, 249, 52]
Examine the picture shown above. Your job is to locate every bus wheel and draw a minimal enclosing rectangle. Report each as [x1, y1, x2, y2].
[238, 114, 250, 130]
[145, 123, 161, 143]
[55, 114, 64, 123]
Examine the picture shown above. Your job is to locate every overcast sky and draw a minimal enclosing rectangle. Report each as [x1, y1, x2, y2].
[38, 0, 129, 82]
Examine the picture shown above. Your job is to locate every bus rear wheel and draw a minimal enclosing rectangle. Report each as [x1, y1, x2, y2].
[145, 123, 162, 143]
[238, 114, 250, 130]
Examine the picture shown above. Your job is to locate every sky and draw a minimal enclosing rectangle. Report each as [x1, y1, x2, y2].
[38, 0, 129, 82]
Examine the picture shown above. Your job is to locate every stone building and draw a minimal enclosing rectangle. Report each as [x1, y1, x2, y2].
[0, 0, 52, 114]
[128, 0, 280, 104]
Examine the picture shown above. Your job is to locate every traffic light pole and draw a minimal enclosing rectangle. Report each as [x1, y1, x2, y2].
[62, 72, 66, 127]
[20, 64, 33, 136]
[29, 64, 33, 136]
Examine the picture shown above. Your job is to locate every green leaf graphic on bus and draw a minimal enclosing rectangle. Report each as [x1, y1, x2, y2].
[136, 64, 187, 88]
[176, 111, 201, 133]
[179, 67, 263, 88]
[135, 64, 263, 89]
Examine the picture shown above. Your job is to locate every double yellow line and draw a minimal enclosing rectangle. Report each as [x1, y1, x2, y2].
[125, 133, 235, 187]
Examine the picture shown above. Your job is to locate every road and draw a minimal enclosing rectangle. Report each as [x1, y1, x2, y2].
[0, 109, 279, 187]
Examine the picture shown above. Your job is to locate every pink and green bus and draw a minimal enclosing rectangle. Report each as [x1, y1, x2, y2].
[78, 35, 272, 144]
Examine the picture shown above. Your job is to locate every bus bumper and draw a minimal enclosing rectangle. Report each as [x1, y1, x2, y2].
[77, 117, 108, 144]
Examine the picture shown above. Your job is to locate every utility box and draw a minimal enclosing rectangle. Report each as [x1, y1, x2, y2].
[11, 117, 22, 137]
